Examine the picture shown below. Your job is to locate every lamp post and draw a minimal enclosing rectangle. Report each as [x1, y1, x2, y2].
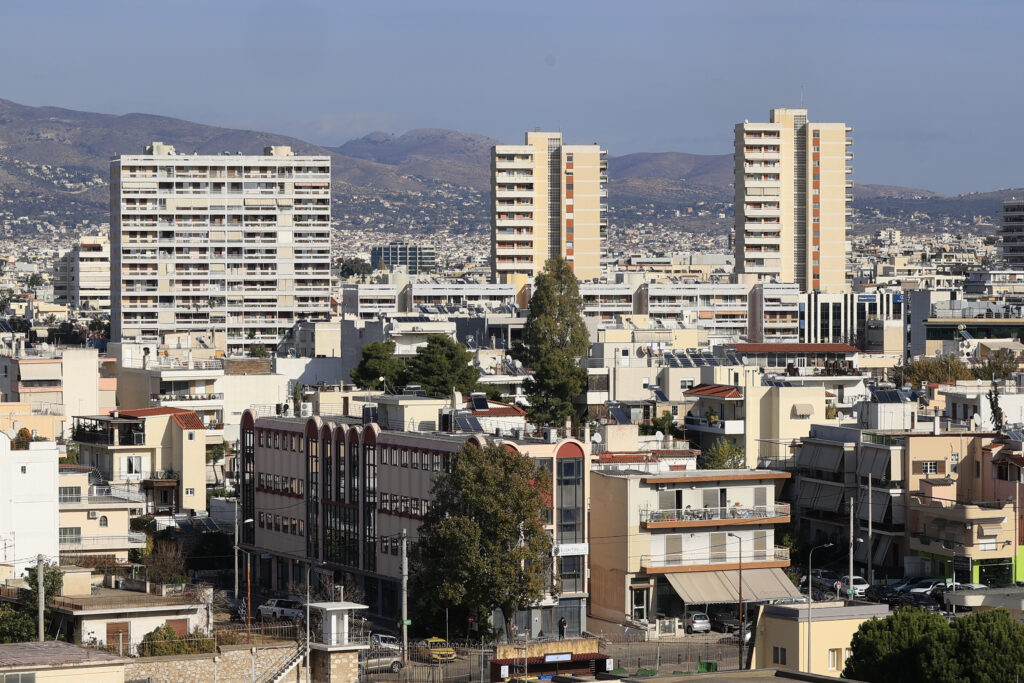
[238, 518, 253, 635]
[807, 542, 834, 673]
[727, 533, 744, 669]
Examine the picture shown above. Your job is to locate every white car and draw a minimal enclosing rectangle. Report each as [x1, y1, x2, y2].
[257, 598, 304, 621]
[839, 575, 870, 597]
[906, 579, 944, 594]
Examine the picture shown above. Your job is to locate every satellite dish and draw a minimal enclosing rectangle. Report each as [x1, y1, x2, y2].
[972, 413, 983, 429]
[591, 432, 602, 444]
[655, 431, 665, 441]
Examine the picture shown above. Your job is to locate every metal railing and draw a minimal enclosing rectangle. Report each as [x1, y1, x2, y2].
[641, 504, 790, 524]
[52, 591, 200, 611]
[642, 546, 790, 568]
[58, 532, 148, 548]
[59, 486, 146, 504]
[151, 392, 224, 402]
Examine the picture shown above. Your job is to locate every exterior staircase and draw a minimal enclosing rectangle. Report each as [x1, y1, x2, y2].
[262, 643, 307, 683]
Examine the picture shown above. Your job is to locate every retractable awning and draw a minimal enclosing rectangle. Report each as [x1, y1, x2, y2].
[665, 568, 802, 605]
[792, 404, 815, 418]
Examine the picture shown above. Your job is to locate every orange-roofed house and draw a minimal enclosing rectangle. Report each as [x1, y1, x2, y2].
[71, 406, 207, 514]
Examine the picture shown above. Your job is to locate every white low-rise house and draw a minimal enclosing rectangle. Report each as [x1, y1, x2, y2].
[0, 435, 59, 578]
[941, 380, 1024, 430]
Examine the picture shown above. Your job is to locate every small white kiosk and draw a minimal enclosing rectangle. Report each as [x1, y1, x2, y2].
[307, 601, 370, 682]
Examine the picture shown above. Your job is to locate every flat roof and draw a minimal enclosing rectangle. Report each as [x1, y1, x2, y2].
[613, 469, 789, 484]
[0, 641, 124, 668]
[730, 343, 859, 354]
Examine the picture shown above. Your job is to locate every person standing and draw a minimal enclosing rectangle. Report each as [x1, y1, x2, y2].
[558, 616, 567, 639]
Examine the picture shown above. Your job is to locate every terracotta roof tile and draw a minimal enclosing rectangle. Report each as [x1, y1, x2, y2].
[683, 383, 743, 399]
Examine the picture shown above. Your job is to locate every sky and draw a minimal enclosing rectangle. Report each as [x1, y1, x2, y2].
[2, 0, 1022, 195]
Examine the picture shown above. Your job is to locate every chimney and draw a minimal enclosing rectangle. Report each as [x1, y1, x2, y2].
[933, 415, 941, 435]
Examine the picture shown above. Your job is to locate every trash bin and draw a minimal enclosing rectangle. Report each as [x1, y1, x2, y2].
[697, 661, 718, 673]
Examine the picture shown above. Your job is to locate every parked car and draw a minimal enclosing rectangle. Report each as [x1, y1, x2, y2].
[812, 570, 841, 592]
[709, 610, 740, 633]
[897, 592, 941, 612]
[361, 647, 404, 674]
[257, 598, 304, 621]
[370, 633, 401, 651]
[906, 579, 945, 594]
[411, 637, 456, 663]
[685, 612, 711, 634]
[839, 575, 870, 597]
[890, 576, 930, 594]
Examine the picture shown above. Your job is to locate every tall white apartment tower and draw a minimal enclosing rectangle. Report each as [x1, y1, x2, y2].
[110, 143, 332, 354]
[491, 131, 607, 283]
[733, 108, 853, 292]
[54, 232, 111, 313]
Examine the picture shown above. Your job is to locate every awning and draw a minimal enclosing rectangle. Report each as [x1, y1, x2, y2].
[856, 445, 892, 480]
[978, 524, 1001, 537]
[857, 489, 892, 524]
[792, 403, 815, 418]
[797, 442, 843, 473]
[665, 568, 802, 605]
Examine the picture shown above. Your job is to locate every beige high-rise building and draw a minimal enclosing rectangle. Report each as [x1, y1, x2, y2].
[110, 143, 332, 354]
[733, 108, 853, 292]
[54, 232, 111, 313]
[491, 131, 607, 282]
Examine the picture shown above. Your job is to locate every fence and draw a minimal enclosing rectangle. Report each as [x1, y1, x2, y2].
[361, 641, 493, 683]
[83, 622, 300, 659]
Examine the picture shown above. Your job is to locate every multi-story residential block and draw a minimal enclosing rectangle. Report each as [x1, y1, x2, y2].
[999, 198, 1024, 267]
[0, 435, 59, 577]
[0, 347, 117, 438]
[110, 142, 331, 354]
[57, 466, 147, 565]
[491, 132, 607, 282]
[72, 407, 208, 514]
[54, 233, 111, 313]
[640, 282, 749, 344]
[370, 241, 436, 274]
[341, 283, 400, 320]
[733, 108, 853, 292]
[406, 282, 517, 312]
[589, 467, 798, 629]
[748, 282, 801, 343]
[239, 405, 591, 634]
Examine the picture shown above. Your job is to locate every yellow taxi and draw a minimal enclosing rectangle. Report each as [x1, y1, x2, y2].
[412, 636, 457, 662]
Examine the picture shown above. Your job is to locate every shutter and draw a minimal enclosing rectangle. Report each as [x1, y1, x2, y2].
[912, 462, 923, 475]
[938, 461, 946, 475]
[106, 622, 130, 649]
[166, 618, 188, 637]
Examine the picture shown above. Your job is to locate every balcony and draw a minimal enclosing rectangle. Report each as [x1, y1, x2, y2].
[59, 486, 147, 505]
[641, 504, 790, 528]
[151, 392, 224, 403]
[59, 532, 148, 549]
[640, 546, 790, 573]
[683, 416, 744, 435]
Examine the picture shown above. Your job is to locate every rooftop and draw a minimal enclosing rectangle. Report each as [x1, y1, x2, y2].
[0, 640, 124, 668]
[51, 586, 204, 612]
[684, 383, 743, 399]
[730, 343, 859, 354]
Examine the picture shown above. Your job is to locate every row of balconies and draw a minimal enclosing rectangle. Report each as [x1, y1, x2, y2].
[640, 546, 790, 572]
[641, 504, 790, 527]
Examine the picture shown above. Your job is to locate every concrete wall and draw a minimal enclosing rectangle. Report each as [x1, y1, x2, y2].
[124, 643, 299, 683]
[0, 436, 59, 576]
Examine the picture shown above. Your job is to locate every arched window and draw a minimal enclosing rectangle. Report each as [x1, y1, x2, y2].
[99, 516, 108, 527]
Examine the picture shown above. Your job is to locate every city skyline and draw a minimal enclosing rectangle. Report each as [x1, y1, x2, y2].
[1, 1, 1022, 195]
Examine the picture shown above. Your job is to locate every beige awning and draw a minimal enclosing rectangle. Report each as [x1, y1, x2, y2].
[792, 403, 815, 418]
[665, 568, 802, 605]
[978, 524, 1001, 537]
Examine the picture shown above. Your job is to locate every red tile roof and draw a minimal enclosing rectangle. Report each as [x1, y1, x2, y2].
[730, 343, 859, 354]
[683, 383, 743, 399]
[116, 407, 205, 430]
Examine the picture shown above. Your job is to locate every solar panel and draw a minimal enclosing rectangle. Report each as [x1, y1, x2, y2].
[609, 406, 632, 425]
[455, 416, 483, 432]
[472, 395, 489, 411]
[654, 390, 669, 402]
[666, 354, 681, 368]
[871, 389, 909, 404]
[0, 320, 12, 334]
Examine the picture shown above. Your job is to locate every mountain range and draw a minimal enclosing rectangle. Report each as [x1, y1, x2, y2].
[0, 97, 1016, 237]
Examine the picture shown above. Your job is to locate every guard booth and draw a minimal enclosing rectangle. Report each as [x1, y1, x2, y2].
[307, 601, 371, 683]
[488, 638, 612, 681]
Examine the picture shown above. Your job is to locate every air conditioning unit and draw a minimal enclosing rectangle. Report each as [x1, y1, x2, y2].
[362, 404, 378, 426]
[87, 511, 98, 520]
[300, 402, 313, 418]
[133, 433, 145, 445]
[545, 427, 559, 444]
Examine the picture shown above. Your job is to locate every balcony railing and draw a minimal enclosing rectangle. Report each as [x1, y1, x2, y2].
[641, 546, 790, 570]
[59, 532, 148, 549]
[641, 504, 790, 525]
[59, 486, 147, 505]
[151, 392, 224, 402]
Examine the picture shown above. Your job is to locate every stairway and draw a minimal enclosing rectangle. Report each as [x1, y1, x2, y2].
[262, 643, 307, 683]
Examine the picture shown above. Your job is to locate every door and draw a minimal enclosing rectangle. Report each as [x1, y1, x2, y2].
[106, 622, 130, 655]
[666, 534, 683, 564]
[710, 532, 727, 563]
[631, 587, 648, 622]
[166, 618, 188, 637]
[702, 488, 718, 517]
[754, 531, 768, 561]
[754, 486, 768, 515]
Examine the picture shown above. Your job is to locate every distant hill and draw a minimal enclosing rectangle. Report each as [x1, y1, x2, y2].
[0, 97, 1016, 239]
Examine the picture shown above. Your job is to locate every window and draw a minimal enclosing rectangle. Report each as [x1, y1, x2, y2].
[258, 430, 264, 447]
[59, 527, 82, 544]
[274, 432, 279, 449]
[290, 518, 297, 535]
[185, 488, 194, 496]
[290, 435, 296, 451]
[828, 648, 842, 670]
[290, 477, 297, 494]
[274, 514, 281, 531]
[391, 536, 400, 555]
[59, 486, 82, 503]
[298, 479, 304, 496]
[273, 475, 280, 491]
[401, 449, 409, 468]
[411, 450, 419, 469]
[188, 432, 195, 441]
[258, 472, 265, 488]
[125, 456, 142, 475]
[298, 520, 304, 537]
[381, 536, 389, 553]
[433, 453, 441, 472]
[99, 516, 108, 527]
[258, 512, 265, 528]
[922, 461, 939, 475]
[772, 646, 787, 665]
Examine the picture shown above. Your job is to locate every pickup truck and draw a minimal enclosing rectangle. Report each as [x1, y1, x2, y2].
[257, 598, 304, 621]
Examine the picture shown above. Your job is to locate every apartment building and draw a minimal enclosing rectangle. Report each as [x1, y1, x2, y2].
[110, 142, 331, 354]
[58, 466, 147, 565]
[589, 468, 798, 630]
[370, 241, 436, 274]
[54, 233, 111, 313]
[748, 282, 802, 343]
[491, 131, 607, 282]
[999, 198, 1024, 266]
[0, 435, 59, 578]
[341, 283, 400, 319]
[734, 108, 853, 292]
[0, 346, 117, 438]
[239, 406, 591, 634]
[72, 407, 208, 514]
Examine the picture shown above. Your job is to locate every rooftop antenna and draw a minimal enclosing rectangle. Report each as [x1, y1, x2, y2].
[800, 85, 805, 108]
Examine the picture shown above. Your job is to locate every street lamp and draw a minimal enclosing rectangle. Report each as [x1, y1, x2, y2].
[237, 518, 253, 635]
[807, 542, 834, 674]
[727, 533, 745, 669]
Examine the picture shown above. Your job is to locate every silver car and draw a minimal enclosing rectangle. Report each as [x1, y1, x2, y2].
[685, 612, 711, 634]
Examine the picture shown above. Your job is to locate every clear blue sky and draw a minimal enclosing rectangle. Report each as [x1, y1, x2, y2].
[3, 0, 1021, 194]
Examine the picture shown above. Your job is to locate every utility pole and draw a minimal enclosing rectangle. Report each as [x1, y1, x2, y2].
[848, 497, 854, 602]
[234, 490, 240, 599]
[401, 529, 408, 662]
[247, 552, 252, 637]
[867, 474, 873, 587]
[36, 554, 45, 642]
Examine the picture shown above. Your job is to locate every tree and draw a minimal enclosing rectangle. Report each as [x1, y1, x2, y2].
[138, 625, 215, 656]
[26, 273, 44, 291]
[143, 537, 191, 584]
[0, 604, 35, 643]
[639, 411, 684, 440]
[700, 438, 745, 469]
[405, 335, 483, 398]
[843, 607, 1024, 683]
[412, 443, 554, 641]
[247, 343, 270, 358]
[351, 341, 406, 391]
[338, 257, 373, 278]
[11, 428, 32, 451]
[989, 384, 1005, 432]
[893, 354, 975, 388]
[515, 257, 589, 428]
[973, 348, 1021, 381]
[292, 381, 305, 412]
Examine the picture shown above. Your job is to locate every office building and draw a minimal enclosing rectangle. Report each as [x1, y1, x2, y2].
[734, 108, 853, 292]
[370, 241, 436, 274]
[110, 142, 331, 354]
[491, 131, 607, 282]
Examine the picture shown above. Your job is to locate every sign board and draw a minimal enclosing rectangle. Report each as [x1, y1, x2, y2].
[500, 665, 509, 678]
[544, 652, 573, 663]
[553, 543, 589, 557]
[858, 295, 877, 303]
[953, 555, 972, 573]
